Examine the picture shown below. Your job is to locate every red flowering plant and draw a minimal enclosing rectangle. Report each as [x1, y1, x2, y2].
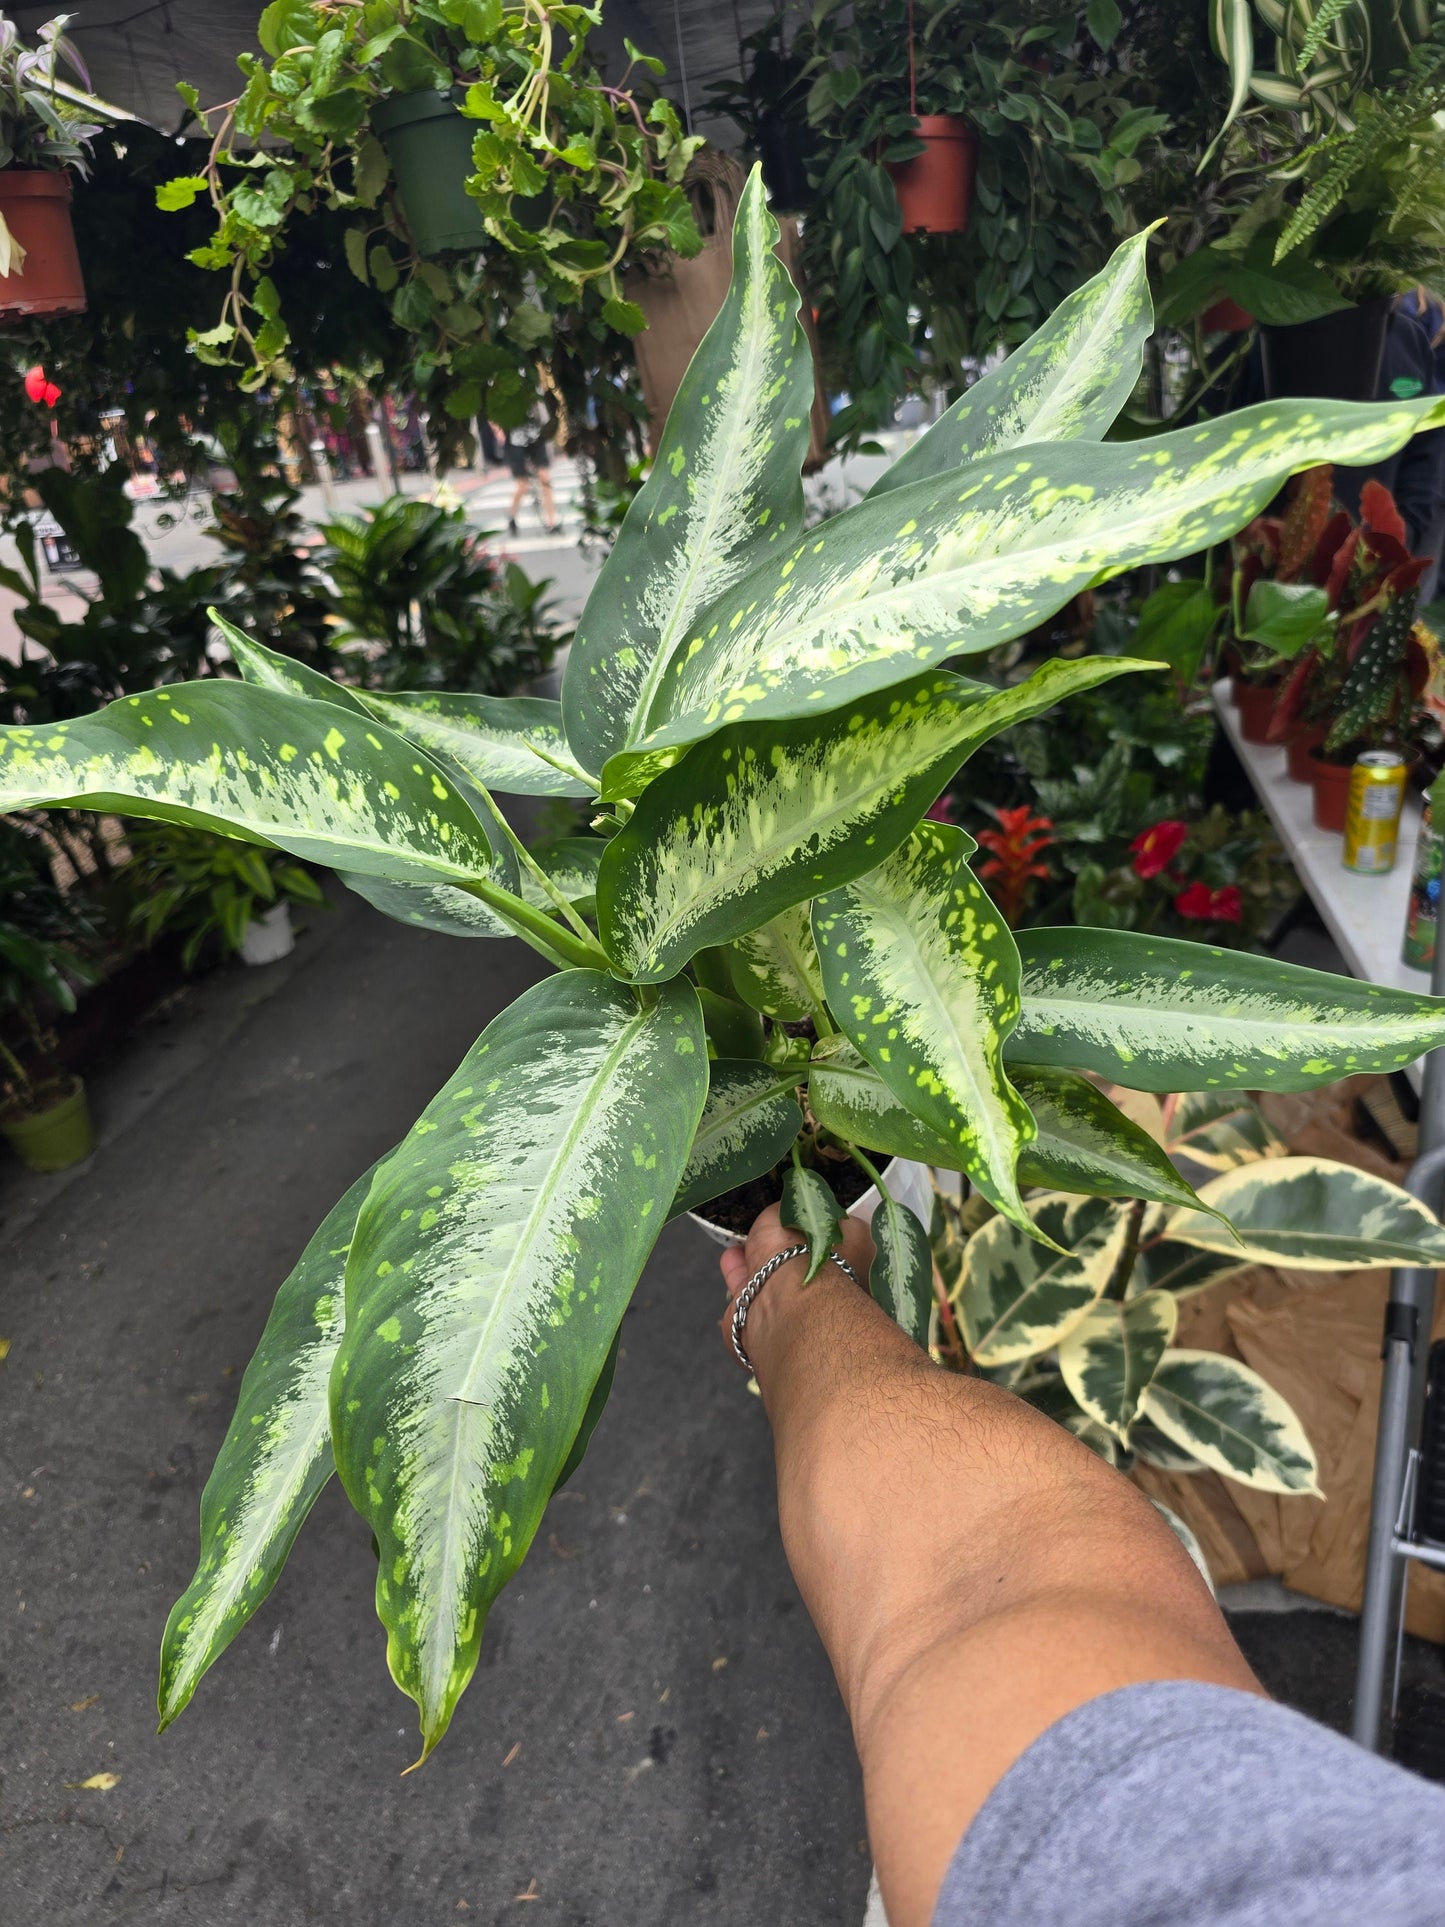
[974, 806, 1055, 927]
[1228, 464, 1339, 691]
[1067, 805, 1281, 946]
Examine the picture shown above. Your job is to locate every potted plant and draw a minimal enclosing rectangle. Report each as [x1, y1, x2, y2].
[8, 179, 1445, 1761]
[1225, 466, 1340, 745]
[705, 19, 817, 216]
[0, 14, 105, 318]
[164, 1, 701, 440]
[121, 821, 326, 971]
[0, 816, 98, 1172]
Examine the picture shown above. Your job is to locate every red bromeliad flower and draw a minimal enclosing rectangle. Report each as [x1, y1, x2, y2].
[1175, 881, 1242, 923]
[975, 806, 1054, 927]
[1130, 819, 1188, 879]
[23, 365, 60, 408]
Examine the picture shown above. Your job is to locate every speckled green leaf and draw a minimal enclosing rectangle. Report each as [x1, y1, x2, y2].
[670, 1059, 802, 1218]
[0, 681, 519, 893]
[561, 166, 814, 776]
[808, 1035, 961, 1168]
[358, 690, 595, 797]
[158, 1166, 374, 1729]
[1013, 1064, 1206, 1213]
[872, 231, 1154, 496]
[629, 394, 1445, 757]
[600, 658, 1153, 982]
[959, 1194, 1133, 1366]
[726, 905, 826, 1021]
[217, 613, 369, 714]
[330, 971, 706, 1758]
[1058, 1289, 1177, 1442]
[1009, 929, 1445, 1092]
[1141, 1349, 1320, 1496]
[812, 823, 1035, 1229]
[780, 1163, 846, 1284]
[519, 838, 604, 914]
[869, 1194, 933, 1346]
[1163, 1091, 1287, 1172]
[698, 986, 765, 1060]
[1165, 1156, 1445, 1270]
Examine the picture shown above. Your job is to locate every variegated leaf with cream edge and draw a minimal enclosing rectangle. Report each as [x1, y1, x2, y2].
[597, 658, 1150, 982]
[1149, 1499, 1215, 1592]
[626, 393, 1445, 759]
[870, 230, 1155, 496]
[1162, 1090, 1288, 1172]
[1129, 1238, 1246, 1298]
[957, 1195, 1133, 1366]
[1058, 1289, 1178, 1443]
[1009, 929, 1445, 1091]
[812, 822, 1036, 1230]
[669, 1059, 803, 1219]
[0, 680, 521, 895]
[725, 904, 826, 1021]
[157, 1166, 374, 1730]
[780, 1162, 845, 1284]
[357, 690, 596, 798]
[868, 1193, 934, 1347]
[1131, 1415, 1205, 1472]
[561, 166, 814, 778]
[1013, 1064, 1208, 1214]
[1164, 1156, 1445, 1270]
[1141, 1349, 1321, 1496]
[329, 971, 706, 1760]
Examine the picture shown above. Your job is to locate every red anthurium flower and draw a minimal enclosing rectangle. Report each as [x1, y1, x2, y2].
[41, 381, 60, 408]
[1175, 882, 1242, 923]
[1129, 819, 1188, 879]
[23, 365, 47, 403]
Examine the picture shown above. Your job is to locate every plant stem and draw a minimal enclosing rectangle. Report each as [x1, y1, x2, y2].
[473, 787, 597, 945]
[461, 877, 608, 972]
[1107, 1198, 1147, 1302]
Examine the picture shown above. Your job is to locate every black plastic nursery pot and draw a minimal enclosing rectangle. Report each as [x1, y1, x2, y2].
[1260, 297, 1392, 404]
[371, 89, 487, 257]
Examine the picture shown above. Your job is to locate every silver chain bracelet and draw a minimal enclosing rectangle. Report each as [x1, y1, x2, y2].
[730, 1242, 860, 1373]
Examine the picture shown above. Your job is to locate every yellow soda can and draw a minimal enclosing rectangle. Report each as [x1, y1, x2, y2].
[1343, 751, 1408, 875]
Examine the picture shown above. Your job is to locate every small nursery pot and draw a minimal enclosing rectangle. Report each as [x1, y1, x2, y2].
[239, 902, 295, 966]
[1, 1075, 93, 1173]
[886, 117, 977, 235]
[370, 90, 486, 257]
[0, 169, 85, 316]
[1304, 749, 1354, 833]
[1233, 678, 1279, 745]
[1285, 726, 1325, 784]
[689, 1156, 933, 1249]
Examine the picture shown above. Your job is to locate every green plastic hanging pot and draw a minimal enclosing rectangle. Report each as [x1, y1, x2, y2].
[1, 1075, 94, 1173]
[371, 90, 486, 257]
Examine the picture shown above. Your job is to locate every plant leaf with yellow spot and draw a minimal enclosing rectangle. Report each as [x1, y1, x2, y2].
[725, 904, 826, 1021]
[811, 823, 1036, 1231]
[561, 165, 815, 776]
[357, 690, 596, 797]
[868, 1192, 934, 1346]
[670, 1059, 802, 1219]
[1162, 1090, 1288, 1171]
[214, 613, 370, 715]
[1164, 1156, 1445, 1270]
[958, 1194, 1133, 1365]
[1008, 928, 1445, 1092]
[871, 230, 1154, 494]
[329, 971, 706, 1759]
[159, 1166, 375, 1730]
[1013, 1064, 1206, 1213]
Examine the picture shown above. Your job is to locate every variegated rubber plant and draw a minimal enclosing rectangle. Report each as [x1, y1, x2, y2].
[9, 168, 1445, 1760]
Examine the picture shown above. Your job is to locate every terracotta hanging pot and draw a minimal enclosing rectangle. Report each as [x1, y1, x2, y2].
[886, 116, 977, 235]
[0, 170, 85, 317]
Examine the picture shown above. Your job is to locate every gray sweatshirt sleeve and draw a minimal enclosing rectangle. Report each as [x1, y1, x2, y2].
[933, 1679, 1445, 1927]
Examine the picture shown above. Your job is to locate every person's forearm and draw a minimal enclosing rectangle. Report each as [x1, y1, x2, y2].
[731, 1225, 1258, 1927]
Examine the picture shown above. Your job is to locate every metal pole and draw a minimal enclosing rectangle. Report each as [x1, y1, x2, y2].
[1352, 1142, 1445, 1749]
[308, 438, 338, 511]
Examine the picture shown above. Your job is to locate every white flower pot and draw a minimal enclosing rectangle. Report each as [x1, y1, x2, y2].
[238, 902, 295, 967]
[688, 1155, 933, 1248]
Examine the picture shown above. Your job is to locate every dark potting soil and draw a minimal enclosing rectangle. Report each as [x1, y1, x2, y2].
[694, 1155, 875, 1234]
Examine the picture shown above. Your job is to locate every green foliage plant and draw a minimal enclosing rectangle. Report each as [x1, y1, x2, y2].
[164, 0, 700, 431]
[0, 816, 98, 1114]
[122, 820, 326, 970]
[0, 14, 103, 176]
[12, 173, 1445, 1760]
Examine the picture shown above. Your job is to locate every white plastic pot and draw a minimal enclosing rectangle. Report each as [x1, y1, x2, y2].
[688, 1156, 933, 1248]
[238, 902, 295, 967]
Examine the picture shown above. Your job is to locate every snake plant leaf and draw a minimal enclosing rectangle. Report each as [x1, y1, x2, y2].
[808, 1035, 961, 1168]
[215, 612, 370, 714]
[1008, 928, 1445, 1091]
[1164, 1156, 1445, 1270]
[0, 681, 519, 892]
[518, 838, 604, 914]
[1148, 1499, 1214, 1592]
[871, 230, 1154, 495]
[958, 1194, 1133, 1366]
[669, 1059, 803, 1219]
[1058, 1288, 1178, 1443]
[330, 971, 706, 1759]
[780, 1162, 846, 1284]
[357, 690, 595, 797]
[868, 1195, 934, 1346]
[1012, 1064, 1207, 1213]
[812, 823, 1036, 1230]
[158, 1165, 374, 1730]
[561, 166, 814, 776]
[726, 904, 826, 1020]
[600, 659, 1150, 982]
[628, 393, 1445, 757]
[1163, 1091, 1288, 1172]
[1141, 1349, 1321, 1496]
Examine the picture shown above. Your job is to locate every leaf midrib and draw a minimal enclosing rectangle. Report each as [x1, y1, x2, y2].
[1016, 987, 1426, 1048]
[1145, 1379, 1307, 1485]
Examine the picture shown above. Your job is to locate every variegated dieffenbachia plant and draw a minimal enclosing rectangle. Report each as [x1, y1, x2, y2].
[8, 168, 1445, 1761]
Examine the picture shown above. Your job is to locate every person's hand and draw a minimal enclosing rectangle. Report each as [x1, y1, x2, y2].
[718, 1201, 876, 1379]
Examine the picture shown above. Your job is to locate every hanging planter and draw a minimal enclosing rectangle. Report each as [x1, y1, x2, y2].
[886, 115, 976, 235]
[1260, 297, 1392, 404]
[370, 90, 487, 258]
[0, 171, 84, 315]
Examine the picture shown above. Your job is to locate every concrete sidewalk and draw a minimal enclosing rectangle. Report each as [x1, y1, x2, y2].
[0, 891, 868, 1926]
